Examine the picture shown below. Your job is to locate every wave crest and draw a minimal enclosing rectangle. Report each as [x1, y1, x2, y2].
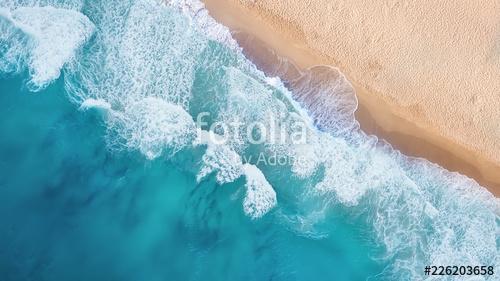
[0, 6, 94, 91]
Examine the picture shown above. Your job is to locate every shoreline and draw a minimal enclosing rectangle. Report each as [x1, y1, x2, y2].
[203, 0, 500, 196]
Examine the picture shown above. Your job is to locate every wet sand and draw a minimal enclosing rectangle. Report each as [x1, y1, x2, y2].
[203, 0, 500, 196]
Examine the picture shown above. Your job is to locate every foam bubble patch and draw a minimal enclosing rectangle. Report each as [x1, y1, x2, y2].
[2, 6, 94, 91]
[242, 164, 277, 219]
[196, 130, 244, 184]
[109, 98, 197, 160]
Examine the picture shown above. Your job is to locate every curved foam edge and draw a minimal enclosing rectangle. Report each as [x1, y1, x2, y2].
[165, 0, 239, 49]
[0, 8, 29, 75]
[195, 130, 244, 185]
[0, 0, 85, 11]
[109, 97, 197, 160]
[195, 131, 276, 219]
[80, 98, 112, 112]
[242, 163, 277, 219]
[0, 6, 94, 91]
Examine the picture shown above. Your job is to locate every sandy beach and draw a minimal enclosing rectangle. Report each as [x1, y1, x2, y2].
[203, 0, 500, 196]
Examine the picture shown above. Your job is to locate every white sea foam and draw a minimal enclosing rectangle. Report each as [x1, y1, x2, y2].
[62, 0, 209, 159]
[195, 131, 276, 218]
[242, 163, 277, 219]
[196, 130, 244, 184]
[79, 98, 112, 112]
[195, 130, 277, 219]
[165, 0, 239, 49]
[0, 8, 29, 74]
[0, 0, 84, 10]
[108, 97, 197, 160]
[290, 143, 319, 178]
[0, 6, 94, 91]
[289, 65, 359, 134]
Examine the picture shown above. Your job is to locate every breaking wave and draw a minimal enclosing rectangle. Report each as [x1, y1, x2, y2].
[0, 5, 94, 90]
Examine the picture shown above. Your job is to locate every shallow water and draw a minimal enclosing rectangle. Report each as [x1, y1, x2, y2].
[0, 0, 498, 280]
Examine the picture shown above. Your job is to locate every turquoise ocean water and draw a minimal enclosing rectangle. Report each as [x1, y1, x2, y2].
[0, 0, 498, 280]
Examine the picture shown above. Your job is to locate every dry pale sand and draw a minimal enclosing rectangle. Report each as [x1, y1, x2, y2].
[202, 0, 500, 195]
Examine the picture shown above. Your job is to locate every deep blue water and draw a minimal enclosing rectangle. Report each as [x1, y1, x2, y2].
[0, 0, 498, 280]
